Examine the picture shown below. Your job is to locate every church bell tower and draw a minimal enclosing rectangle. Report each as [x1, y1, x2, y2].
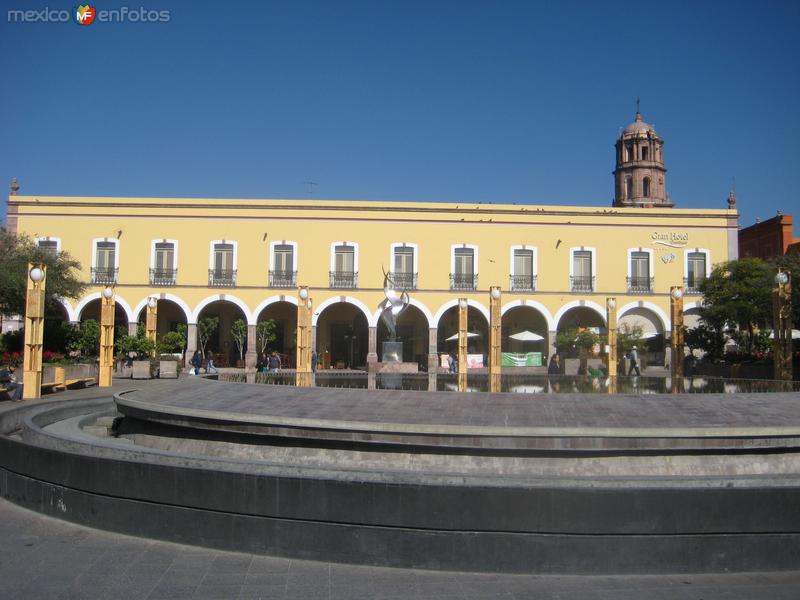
[613, 105, 671, 208]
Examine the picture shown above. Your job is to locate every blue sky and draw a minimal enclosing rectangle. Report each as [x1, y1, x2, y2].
[1, 0, 798, 228]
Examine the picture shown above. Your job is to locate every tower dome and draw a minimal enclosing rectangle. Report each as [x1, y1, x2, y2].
[613, 108, 671, 208]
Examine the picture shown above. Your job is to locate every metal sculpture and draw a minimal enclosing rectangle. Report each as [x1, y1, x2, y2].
[381, 267, 410, 341]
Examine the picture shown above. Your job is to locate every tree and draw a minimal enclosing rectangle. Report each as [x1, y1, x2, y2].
[197, 316, 219, 357]
[156, 330, 186, 355]
[698, 258, 773, 355]
[231, 319, 247, 363]
[0, 230, 86, 317]
[685, 323, 726, 360]
[118, 332, 155, 360]
[256, 319, 277, 355]
[616, 323, 644, 356]
[68, 319, 100, 357]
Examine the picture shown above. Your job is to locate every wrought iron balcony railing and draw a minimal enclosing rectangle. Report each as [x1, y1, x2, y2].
[626, 276, 654, 294]
[208, 269, 236, 287]
[150, 268, 177, 286]
[570, 275, 595, 292]
[510, 274, 537, 292]
[684, 277, 705, 294]
[91, 267, 118, 285]
[330, 270, 358, 289]
[450, 273, 478, 291]
[391, 271, 417, 290]
[269, 270, 297, 288]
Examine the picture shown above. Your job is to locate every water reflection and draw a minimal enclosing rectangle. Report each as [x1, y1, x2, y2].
[219, 371, 800, 394]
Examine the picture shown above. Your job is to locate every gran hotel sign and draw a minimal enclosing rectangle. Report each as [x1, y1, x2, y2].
[650, 231, 689, 263]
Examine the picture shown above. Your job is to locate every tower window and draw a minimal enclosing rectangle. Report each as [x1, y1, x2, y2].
[641, 146, 649, 160]
[643, 177, 651, 198]
[625, 144, 632, 162]
[625, 177, 633, 199]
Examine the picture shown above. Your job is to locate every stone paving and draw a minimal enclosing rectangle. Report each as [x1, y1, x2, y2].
[0, 498, 799, 600]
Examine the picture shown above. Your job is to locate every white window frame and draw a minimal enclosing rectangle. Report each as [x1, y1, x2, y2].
[270, 240, 298, 272]
[150, 239, 179, 270]
[626, 247, 654, 279]
[330, 241, 359, 273]
[91, 238, 120, 270]
[509, 245, 538, 278]
[389, 242, 419, 275]
[34, 236, 62, 253]
[450, 243, 479, 275]
[209, 240, 238, 271]
[684, 248, 711, 280]
[569, 246, 597, 281]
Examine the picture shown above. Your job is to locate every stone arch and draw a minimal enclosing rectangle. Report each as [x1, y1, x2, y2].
[432, 298, 490, 327]
[617, 301, 669, 333]
[371, 297, 435, 330]
[252, 294, 299, 320]
[553, 300, 606, 330]
[54, 297, 78, 323]
[133, 293, 192, 325]
[192, 294, 253, 325]
[312, 296, 375, 327]
[75, 292, 135, 324]
[500, 299, 555, 331]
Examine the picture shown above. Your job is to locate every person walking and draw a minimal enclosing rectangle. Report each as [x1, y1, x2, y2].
[547, 353, 561, 375]
[190, 350, 202, 375]
[268, 351, 281, 373]
[206, 351, 217, 374]
[311, 350, 318, 373]
[628, 345, 641, 376]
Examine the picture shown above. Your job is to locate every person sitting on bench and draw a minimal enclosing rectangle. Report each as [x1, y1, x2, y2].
[0, 365, 23, 402]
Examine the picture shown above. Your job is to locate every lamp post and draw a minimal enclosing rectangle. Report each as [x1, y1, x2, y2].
[606, 297, 617, 390]
[146, 296, 158, 356]
[458, 298, 468, 392]
[99, 286, 115, 387]
[670, 286, 685, 392]
[774, 270, 792, 381]
[22, 264, 46, 400]
[489, 287, 502, 393]
[296, 286, 312, 386]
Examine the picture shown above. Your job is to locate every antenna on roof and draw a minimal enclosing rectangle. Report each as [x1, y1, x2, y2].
[636, 96, 640, 113]
[303, 181, 317, 197]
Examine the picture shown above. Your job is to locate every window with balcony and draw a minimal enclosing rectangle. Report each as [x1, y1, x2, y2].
[331, 244, 357, 288]
[628, 250, 653, 293]
[36, 238, 59, 255]
[92, 240, 118, 284]
[685, 251, 708, 294]
[270, 243, 296, 287]
[392, 245, 417, 290]
[570, 249, 594, 292]
[510, 248, 536, 291]
[451, 247, 477, 291]
[151, 241, 177, 286]
[209, 242, 236, 287]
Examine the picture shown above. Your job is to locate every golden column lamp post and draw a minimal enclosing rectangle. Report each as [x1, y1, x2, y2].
[296, 286, 313, 386]
[489, 287, 502, 393]
[773, 270, 792, 381]
[458, 298, 468, 392]
[22, 263, 46, 401]
[606, 297, 617, 392]
[670, 286, 685, 392]
[99, 286, 116, 388]
[146, 296, 158, 355]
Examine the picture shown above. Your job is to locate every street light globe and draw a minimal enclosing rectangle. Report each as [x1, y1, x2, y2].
[458, 299, 468, 309]
[147, 297, 157, 309]
[102, 286, 114, 299]
[490, 288, 501, 300]
[607, 298, 616, 310]
[775, 272, 789, 285]
[29, 266, 44, 282]
[671, 288, 683, 300]
[306, 299, 313, 310]
[299, 287, 309, 300]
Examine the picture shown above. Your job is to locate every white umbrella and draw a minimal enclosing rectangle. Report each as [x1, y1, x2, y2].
[768, 329, 800, 340]
[444, 331, 480, 341]
[508, 330, 545, 342]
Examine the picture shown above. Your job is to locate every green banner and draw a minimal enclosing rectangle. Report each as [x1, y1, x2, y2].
[501, 352, 542, 367]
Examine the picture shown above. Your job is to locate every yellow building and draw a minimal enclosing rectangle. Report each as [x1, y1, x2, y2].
[5, 112, 739, 370]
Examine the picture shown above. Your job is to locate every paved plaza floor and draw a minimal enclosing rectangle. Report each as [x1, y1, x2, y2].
[0, 498, 798, 600]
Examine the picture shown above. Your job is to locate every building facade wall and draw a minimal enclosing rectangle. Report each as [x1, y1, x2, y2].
[8, 195, 737, 365]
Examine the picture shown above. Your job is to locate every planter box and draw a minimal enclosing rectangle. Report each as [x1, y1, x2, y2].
[159, 360, 178, 379]
[131, 360, 153, 379]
